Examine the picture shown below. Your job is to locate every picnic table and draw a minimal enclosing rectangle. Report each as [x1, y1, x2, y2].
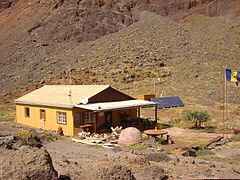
[144, 129, 168, 141]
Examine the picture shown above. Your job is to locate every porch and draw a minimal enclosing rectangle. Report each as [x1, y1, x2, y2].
[73, 100, 158, 136]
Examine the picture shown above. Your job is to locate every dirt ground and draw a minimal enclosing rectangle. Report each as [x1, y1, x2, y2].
[44, 138, 240, 179]
[0, 121, 240, 179]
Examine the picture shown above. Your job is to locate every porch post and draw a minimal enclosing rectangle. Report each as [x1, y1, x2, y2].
[94, 112, 98, 133]
[155, 105, 158, 126]
[137, 107, 140, 126]
[137, 107, 140, 118]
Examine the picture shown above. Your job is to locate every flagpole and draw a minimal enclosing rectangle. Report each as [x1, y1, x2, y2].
[223, 66, 227, 137]
[223, 66, 225, 123]
[226, 72, 228, 122]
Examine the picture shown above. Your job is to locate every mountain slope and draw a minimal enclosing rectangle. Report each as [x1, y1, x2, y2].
[0, 0, 240, 105]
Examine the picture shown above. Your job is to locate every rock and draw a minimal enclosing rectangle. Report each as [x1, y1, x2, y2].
[1, 146, 58, 180]
[4, 135, 18, 149]
[59, 175, 71, 180]
[191, 145, 201, 151]
[143, 136, 156, 148]
[232, 164, 240, 174]
[145, 153, 171, 162]
[14, 130, 43, 149]
[143, 165, 168, 180]
[182, 149, 197, 157]
[96, 165, 135, 180]
[118, 127, 142, 146]
[234, 128, 240, 134]
[209, 162, 216, 168]
[197, 160, 208, 164]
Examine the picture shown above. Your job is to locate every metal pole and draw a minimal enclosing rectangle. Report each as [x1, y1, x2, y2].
[223, 66, 226, 122]
[223, 66, 228, 136]
[153, 79, 156, 95]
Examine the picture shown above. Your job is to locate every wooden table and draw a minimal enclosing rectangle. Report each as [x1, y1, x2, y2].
[80, 124, 93, 133]
[144, 129, 168, 141]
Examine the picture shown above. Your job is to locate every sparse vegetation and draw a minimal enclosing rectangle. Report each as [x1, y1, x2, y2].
[204, 126, 217, 133]
[196, 149, 216, 157]
[165, 118, 181, 127]
[233, 135, 240, 142]
[184, 111, 210, 129]
[15, 130, 32, 139]
[145, 153, 171, 162]
[0, 96, 15, 122]
[128, 143, 147, 151]
[142, 133, 149, 140]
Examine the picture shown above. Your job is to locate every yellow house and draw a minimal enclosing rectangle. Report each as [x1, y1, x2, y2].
[15, 85, 157, 136]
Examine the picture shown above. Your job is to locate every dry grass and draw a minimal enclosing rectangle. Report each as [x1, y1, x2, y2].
[0, 96, 15, 121]
[128, 143, 147, 151]
[173, 136, 210, 148]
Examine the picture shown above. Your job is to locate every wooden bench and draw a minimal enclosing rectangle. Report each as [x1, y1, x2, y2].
[206, 136, 223, 147]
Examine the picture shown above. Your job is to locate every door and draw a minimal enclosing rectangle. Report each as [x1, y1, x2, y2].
[40, 109, 46, 129]
[104, 111, 112, 129]
[74, 112, 84, 127]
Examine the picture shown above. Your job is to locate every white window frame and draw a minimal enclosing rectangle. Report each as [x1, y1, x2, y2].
[56, 112, 67, 125]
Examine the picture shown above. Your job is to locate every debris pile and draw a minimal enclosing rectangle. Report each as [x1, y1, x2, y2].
[74, 126, 123, 148]
[0, 129, 42, 150]
[79, 131, 91, 140]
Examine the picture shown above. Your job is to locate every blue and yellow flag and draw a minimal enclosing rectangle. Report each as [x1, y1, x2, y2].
[226, 68, 240, 83]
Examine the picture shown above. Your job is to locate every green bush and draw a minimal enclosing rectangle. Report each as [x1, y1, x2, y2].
[128, 143, 147, 151]
[184, 110, 210, 128]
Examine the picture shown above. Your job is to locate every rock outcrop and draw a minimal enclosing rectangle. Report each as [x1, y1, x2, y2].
[1, 146, 58, 180]
[0, 0, 17, 12]
[96, 164, 136, 180]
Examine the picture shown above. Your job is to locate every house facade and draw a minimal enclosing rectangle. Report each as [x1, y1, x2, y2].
[15, 85, 157, 136]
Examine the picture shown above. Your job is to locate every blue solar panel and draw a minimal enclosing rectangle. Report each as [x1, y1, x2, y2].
[150, 96, 184, 109]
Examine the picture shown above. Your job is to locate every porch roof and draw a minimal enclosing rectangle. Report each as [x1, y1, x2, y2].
[74, 100, 157, 112]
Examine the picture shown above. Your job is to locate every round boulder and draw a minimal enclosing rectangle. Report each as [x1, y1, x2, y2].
[118, 127, 142, 146]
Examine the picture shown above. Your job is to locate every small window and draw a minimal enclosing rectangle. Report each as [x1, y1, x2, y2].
[57, 112, 67, 125]
[25, 107, 30, 117]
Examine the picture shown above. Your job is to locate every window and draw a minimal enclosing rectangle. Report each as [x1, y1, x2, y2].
[83, 112, 94, 124]
[40, 109, 46, 120]
[25, 107, 30, 117]
[57, 112, 67, 125]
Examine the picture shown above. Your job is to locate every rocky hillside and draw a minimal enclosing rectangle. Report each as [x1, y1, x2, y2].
[0, 0, 240, 105]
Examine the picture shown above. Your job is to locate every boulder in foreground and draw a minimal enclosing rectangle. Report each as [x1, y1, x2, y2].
[1, 146, 58, 180]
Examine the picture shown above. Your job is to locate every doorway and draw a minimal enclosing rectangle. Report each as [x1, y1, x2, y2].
[104, 111, 112, 129]
[40, 109, 46, 129]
